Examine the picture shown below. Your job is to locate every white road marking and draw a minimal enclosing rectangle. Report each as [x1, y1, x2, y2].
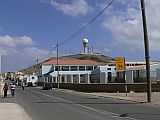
[30, 89, 138, 120]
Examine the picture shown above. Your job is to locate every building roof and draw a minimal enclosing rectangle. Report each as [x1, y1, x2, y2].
[126, 65, 146, 70]
[42, 58, 105, 66]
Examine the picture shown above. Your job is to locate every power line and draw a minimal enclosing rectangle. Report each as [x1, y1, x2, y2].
[23, 0, 115, 67]
[58, 0, 116, 46]
[38, 46, 57, 62]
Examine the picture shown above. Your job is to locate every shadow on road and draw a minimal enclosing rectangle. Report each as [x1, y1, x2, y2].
[119, 112, 160, 117]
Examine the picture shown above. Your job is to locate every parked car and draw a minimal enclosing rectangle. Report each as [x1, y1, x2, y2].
[42, 83, 52, 90]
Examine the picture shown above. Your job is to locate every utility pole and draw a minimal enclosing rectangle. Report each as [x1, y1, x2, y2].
[36, 59, 39, 64]
[140, 0, 151, 102]
[56, 44, 59, 89]
[0, 53, 2, 79]
[28, 65, 31, 83]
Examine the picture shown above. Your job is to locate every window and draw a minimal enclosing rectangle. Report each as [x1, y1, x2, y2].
[126, 64, 130, 66]
[107, 68, 111, 70]
[55, 66, 61, 71]
[38, 75, 42, 78]
[94, 66, 97, 69]
[79, 66, 85, 71]
[71, 66, 78, 71]
[86, 66, 93, 71]
[108, 64, 115, 66]
[62, 66, 69, 71]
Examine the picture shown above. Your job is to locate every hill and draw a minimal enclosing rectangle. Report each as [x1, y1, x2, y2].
[46, 53, 115, 63]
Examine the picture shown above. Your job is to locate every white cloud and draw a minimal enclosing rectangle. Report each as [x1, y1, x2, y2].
[0, 35, 34, 47]
[104, 48, 112, 52]
[101, 0, 160, 51]
[0, 35, 56, 63]
[42, 0, 92, 16]
[22, 47, 55, 60]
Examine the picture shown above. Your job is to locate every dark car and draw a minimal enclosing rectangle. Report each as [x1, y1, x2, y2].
[42, 83, 52, 90]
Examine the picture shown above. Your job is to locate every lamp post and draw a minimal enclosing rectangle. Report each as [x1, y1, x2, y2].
[140, 0, 151, 102]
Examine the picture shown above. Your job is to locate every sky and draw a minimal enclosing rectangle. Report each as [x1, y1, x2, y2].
[0, 0, 160, 72]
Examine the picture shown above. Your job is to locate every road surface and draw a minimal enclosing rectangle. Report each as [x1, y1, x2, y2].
[1, 86, 160, 120]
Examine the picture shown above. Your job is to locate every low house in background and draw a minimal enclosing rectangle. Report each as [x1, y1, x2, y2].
[23, 73, 38, 86]
[91, 61, 160, 84]
[91, 63, 116, 83]
[117, 62, 160, 83]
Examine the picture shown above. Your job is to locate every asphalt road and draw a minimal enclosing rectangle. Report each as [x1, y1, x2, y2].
[1, 86, 160, 120]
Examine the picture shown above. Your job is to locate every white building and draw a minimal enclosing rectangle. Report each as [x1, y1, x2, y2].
[23, 74, 38, 85]
[91, 61, 160, 83]
[41, 58, 105, 84]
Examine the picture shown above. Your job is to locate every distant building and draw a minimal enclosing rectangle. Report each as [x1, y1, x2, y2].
[23, 74, 38, 85]
[19, 53, 160, 84]
[117, 61, 160, 83]
[91, 61, 160, 84]
[19, 53, 113, 84]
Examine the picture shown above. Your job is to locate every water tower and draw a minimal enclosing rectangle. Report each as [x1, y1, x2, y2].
[82, 38, 89, 54]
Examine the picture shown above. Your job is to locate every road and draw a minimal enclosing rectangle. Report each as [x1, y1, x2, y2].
[1, 86, 160, 120]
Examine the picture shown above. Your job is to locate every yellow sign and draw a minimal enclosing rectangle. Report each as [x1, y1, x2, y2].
[115, 58, 125, 71]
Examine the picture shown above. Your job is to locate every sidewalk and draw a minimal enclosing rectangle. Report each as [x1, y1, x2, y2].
[0, 80, 32, 120]
[86, 92, 160, 105]
[0, 103, 32, 120]
[54, 88, 160, 106]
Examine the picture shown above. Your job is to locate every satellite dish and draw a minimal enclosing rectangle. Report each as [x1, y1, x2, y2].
[82, 38, 89, 54]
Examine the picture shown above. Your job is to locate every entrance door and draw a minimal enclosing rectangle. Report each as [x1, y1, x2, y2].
[108, 72, 112, 83]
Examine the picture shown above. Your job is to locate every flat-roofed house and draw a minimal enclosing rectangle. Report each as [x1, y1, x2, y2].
[41, 58, 105, 84]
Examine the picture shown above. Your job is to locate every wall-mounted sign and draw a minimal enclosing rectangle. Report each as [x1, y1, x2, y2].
[115, 57, 126, 71]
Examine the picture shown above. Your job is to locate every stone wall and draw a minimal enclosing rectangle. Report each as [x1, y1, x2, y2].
[52, 83, 159, 92]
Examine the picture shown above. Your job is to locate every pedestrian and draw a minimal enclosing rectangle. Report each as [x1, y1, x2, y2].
[22, 82, 25, 90]
[3, 83, 8, 98]
[10, 82, 16, 97]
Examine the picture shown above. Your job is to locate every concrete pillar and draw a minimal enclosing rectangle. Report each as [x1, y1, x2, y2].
[55, 76, 58, 83]
[78, 74, 80, 83]
[126, 71, 134, 83]
[47, 77, 49, 83]
[105, 73, 108, 83]
[52, 77, 54, 82]
[85, 73, 90, 84]
[59, 75, 62, 83]
[70, 75, 73, 83]
[131, 71, 134, 83]
[64, 75, 67, 83]
[51, 77, 53, 83]
[88, 73, 90, 84]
